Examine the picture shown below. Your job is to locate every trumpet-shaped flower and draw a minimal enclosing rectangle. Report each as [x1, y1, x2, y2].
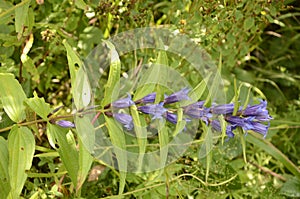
[211, 120, 236, 138]
[211, 103, 235, 115]
[241, 100, 272, 122]
[164, 88, 190, 104]
[135, 92, 156, 104]
[138, 102, 167, 120]
[183, 101, 212, 124]
[114, 113, 134, 131]
[56, 120, 75, 128]
[112, 94, 135, 108]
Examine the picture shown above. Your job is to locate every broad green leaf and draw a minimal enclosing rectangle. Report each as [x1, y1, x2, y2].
[0, 137, 10, 199]
[15, 0, 30, 38]
[25, 91, 51, 120]
[0, 73, 27, 122]
[246, 131, 300, 179]
[76, 138, 93, 193]
[104, 116, 127, 195]
[101, 41, 121, 107]
[8, 126, 35, 199]
[47, 124, 79, 187]
[73, 67, 91, 110]
[75, 115, 95, 154]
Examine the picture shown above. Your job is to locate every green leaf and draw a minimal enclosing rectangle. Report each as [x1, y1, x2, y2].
[75, 115, 95, 154]
[246, 131, 300, 179]
[63, 40, 83, 93]
[76, 138, 93, 193]
[73, 67, 91, 110]
[158, 120, 169, 169]
[188, 73, 211, 103]
[25, 91, 51, 120]
[0, 137, 10, 199]
[280, 177, 300, 198]
[74, 0, 88, 10]
[0, 73, 27, 123]
[47, 124, 79, 187]
[243, 17, 255, 30]
[172, 108, 186, 137]
[104, 116, 127, 195]
[198, 125, 213, 182]
[8, 126, 35, 199]
[101, 40, 121, 107]
[130, 105, 147, 172]
[15, 0, 30, 38]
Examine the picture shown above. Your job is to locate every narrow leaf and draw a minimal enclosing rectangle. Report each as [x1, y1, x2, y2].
[247, 131, 300, 179]
[0, 73, 27, 122]
[63, 40, 83, 102]
[8, 126, 35, 198]
[104, 116, 127, 195]
[130, 105, 147, 172]
[101, 41, 121, 107]
[76, 138, 93, 193]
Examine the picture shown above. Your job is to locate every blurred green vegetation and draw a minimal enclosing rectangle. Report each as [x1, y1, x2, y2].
[0, 0, 300, 198]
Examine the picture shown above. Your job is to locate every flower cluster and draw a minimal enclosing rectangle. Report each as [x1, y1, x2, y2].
[55, 88, 272, 139]
[107, 88, 272, 138]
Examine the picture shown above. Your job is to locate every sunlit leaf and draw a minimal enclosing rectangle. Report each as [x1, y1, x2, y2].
[101, 40, 121, 107]
[8, 126, 35, 198]
[25, 91, 51, 120]
[0, 73, 27, 123]
[47, 124, 79, 187]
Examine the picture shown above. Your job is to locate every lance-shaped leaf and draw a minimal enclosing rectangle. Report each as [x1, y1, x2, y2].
[0, 73, 27, 123]
[8, 126, 35, 198]
[101, 40, 121, 107]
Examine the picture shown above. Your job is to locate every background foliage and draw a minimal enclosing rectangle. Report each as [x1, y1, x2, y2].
[0, 0, 300, 198]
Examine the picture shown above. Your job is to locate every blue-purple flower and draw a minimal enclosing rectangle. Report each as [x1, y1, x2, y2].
[112, 94, 135, 108]
[225, 115, 270, 138]
[241, 100, 272, 122]
[114, 113, 134, 131]
[211, 103, 235, 115]
[135, 92, 156, 104]
[211, 120, 236, 138]
[138, 102, 167, 120]
[164, 88, 190, 104]
[164, 111, 178, 124]
[183, 101, 212, 124]
[56, 120, 75, 128]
